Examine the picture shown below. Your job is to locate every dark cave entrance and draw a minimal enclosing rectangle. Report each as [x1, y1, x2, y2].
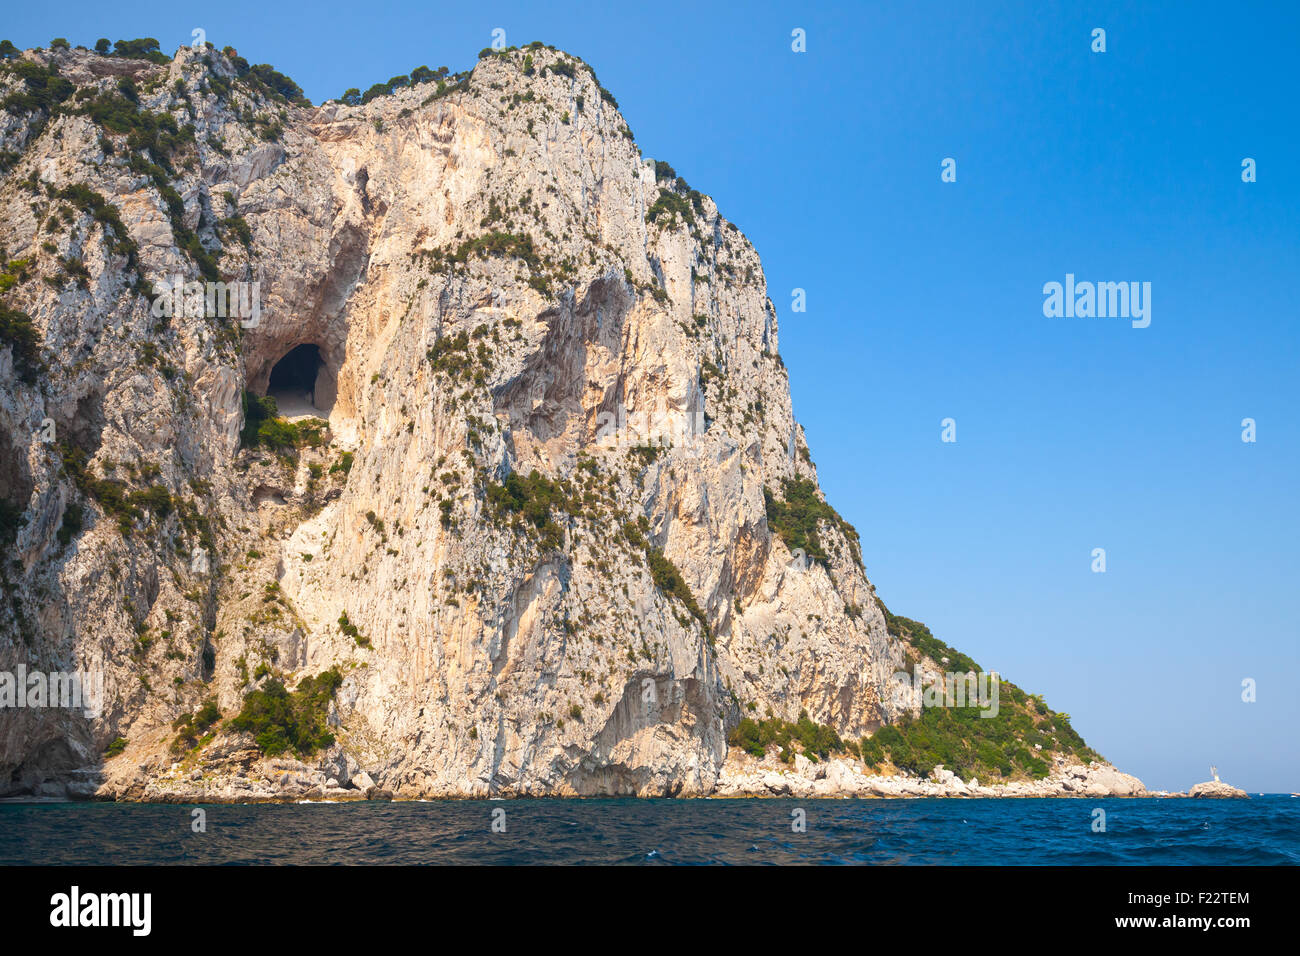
[267, 343, 334, 416]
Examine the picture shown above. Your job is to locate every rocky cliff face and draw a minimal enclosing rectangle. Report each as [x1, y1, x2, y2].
[0, 41, 1118, 799]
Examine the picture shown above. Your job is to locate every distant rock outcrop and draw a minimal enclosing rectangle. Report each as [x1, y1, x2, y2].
[1187, 780, 1249, 799]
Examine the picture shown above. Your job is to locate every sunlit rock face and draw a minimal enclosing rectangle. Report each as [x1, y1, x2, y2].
[0, 42, 910, 800]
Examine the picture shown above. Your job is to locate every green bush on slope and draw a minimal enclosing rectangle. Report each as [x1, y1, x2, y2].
[763, 477, 862, 567]
[728, 711, 843, 764]
[229, 669, 343, 757]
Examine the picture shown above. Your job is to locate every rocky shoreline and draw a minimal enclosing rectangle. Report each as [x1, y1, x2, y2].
[714, 751, 1150, 799]
[11, 743, 1249, 802]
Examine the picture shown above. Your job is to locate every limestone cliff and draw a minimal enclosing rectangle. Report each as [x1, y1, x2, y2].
[0, 40, 1125, 799]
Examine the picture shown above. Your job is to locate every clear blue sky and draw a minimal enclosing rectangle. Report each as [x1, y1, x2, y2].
[9, 1, 1297, 792]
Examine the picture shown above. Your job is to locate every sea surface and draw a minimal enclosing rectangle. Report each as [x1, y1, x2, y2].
[2, 796, 1296, 865]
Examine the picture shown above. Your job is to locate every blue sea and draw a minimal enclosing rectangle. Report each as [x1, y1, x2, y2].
[2, 796, 1296, 865]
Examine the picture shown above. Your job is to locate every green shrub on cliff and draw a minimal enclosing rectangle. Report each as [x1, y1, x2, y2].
[728, 710, 846, 764]
[0, 302, 41, 382]
[878, 600, 980, 676]
[172, 698, 222, 752]
[109, 38, 169, 64]
[0, 59, 74, 115]
[859, 677, 1099, 781]
[645, 188, 693, 228]
[763, 477, 862, 567]
[239, 392, 324, 458]
[485, 469, 566, 551]
[230, 669, 343, 757]
[646, 548, 707, 631]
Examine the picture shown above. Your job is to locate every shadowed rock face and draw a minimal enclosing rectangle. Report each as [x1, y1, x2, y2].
[2, 42, 966, 801]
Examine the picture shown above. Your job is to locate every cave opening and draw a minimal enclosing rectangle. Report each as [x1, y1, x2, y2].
[266, 343, 334, 416]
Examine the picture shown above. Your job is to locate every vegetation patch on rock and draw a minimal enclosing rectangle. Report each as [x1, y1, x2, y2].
[229, 669, 343, 758]
[764, 477, 862, 567]
[857, 679, 1098, 781]
[728, 710, 844, 763]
